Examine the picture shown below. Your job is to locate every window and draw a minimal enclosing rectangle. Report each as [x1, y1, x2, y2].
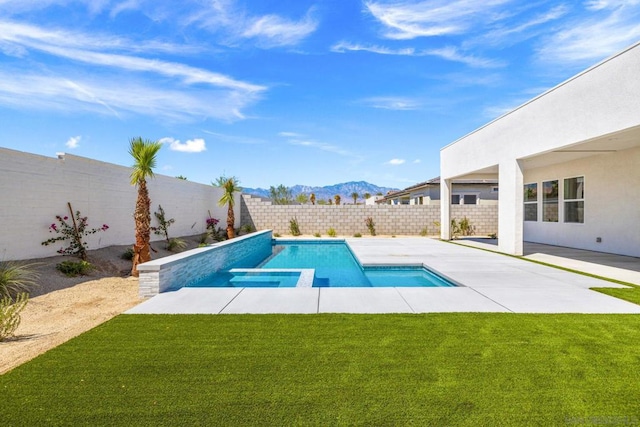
[491, 186, 499, 193]
[451, 195, 460, 204]
[524, 183, 537, 221]
[415, 196, 424, 205]
[543, 180, 558, 222]
[564, 176, 584, 223]
[463, 195, 477, 205]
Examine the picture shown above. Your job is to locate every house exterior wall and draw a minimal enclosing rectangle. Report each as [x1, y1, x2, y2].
[523, 145, 640, 257]
[0, 148, 237, 261]
[241, 195, 498, 236]
[440, 42, 640, 256]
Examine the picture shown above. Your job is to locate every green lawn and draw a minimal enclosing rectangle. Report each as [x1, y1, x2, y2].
[2, 314, 640, 426]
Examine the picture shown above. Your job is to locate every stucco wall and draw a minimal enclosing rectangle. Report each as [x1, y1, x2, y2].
[523, 145, 640, 257]
[241, 195, 497, 236]
[0, 148, 237, 261]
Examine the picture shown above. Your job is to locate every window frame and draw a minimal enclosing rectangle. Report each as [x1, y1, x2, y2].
[523, 183, 538, 222]
[563, 176, 585, 224]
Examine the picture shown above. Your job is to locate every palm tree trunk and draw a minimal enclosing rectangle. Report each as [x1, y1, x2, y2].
[227, 203, 235, 239]
[131, 179, 152, 276]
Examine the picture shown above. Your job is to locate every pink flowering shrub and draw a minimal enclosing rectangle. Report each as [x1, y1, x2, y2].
[41, 210, 109, 260]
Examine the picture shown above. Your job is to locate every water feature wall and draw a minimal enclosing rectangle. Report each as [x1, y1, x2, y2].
[138, 230, 272, 297]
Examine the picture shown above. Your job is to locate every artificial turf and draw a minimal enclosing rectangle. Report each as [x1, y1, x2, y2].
[2, 314, 640, 426]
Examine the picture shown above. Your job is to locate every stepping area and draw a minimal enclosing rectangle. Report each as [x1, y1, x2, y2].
[126, 238, 640, 315]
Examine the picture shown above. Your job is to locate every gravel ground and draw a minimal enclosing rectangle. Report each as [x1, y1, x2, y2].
[0, 236, 205, 374]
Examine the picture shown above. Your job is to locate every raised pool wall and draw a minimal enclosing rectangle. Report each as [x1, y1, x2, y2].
[137, 230, 273, 297]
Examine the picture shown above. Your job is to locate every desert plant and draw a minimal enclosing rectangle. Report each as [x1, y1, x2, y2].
[214, 176, 241, 239]
[175, 175, 187, 180]
[420, 227, 429, 237]
[489, 232, 498, 239]
[269, 184, 293, 205]
[334, 195, 341, 205]
[296, 193, 309, 205]
[121, 247, 134, 260]
[206, 216, 226, 242]
[241, 224, 256, 234]
[365, 217, 376, 236]
[198, 233, 209, 245]
[289, 217, 301, 236]
[273, 233, 281, 237]
[327, 228, 337, 237]
[313, 232, 321, 238]
[129, 137, 162, 276]
[151, 204, 176, 248]
[56, 260, 93, 277]
[353, 233, 362, 238]
[0, 261, 39, 300]
[310, 193, 316, 205]
[459, 216, 475, 236]
[0, 293, 29, 341]
[167, 238, 187, 252]
[364, 192, 371, 200]
[41, 204, 109, 261]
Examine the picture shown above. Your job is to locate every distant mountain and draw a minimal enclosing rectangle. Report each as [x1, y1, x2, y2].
[243, 181, 399, 203]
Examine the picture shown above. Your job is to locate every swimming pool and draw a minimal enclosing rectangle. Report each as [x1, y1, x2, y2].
[189, 240, 456, 288]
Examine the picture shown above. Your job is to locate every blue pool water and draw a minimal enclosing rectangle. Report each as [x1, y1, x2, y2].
[190, 240, 456, 288]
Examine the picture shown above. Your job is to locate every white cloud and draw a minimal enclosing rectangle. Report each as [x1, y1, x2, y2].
[413, 159, 421, 164]
[278, 131, 304, 138]
[362, 96, 421, 111]
[160, 137, 207, 153]
[241, 12, 318, 48]
[365, 0, 511, 40]
[425, 46, 505, 68]
[386, 158, 406, 165]
[331, 41, 415, 56]
[65, 135, 81, 149]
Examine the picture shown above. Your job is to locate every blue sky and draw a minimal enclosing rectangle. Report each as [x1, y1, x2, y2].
[1, 1, 640, 188]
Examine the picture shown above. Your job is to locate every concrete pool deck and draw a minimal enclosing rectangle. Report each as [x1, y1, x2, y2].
[126, 238, 640, 315]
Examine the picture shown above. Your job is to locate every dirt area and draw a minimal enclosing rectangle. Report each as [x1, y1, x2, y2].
[0, 236, 205, 375]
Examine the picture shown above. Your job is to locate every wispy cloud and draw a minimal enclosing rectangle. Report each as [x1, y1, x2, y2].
[331, 41, 415, 55]
[386, 158, 405, 165]
[160, 137, 207, 153]
[0, 21, 265, 120]
[187, 2, 318, 48]
[425, 46, 505, 68]
[365, 0, 511, 40]
[535, 3, 640, 66]
[413, 159, 421, 164]
[279, 132, 362, 160]
[361, 96, 422, 111]
[278, 131, 304, 138]
[65, 135, 81, 149]
[202, 130, 266, 145]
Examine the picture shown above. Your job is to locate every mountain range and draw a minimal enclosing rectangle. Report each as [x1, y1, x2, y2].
[243, 181, 400, 203]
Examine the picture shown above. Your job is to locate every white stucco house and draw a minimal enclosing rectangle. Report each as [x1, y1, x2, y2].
[440, 41, 640, 258]
[378, 176, 498, 206]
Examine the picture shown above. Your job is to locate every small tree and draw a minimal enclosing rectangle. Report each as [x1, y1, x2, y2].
[334, 195, 341, 205]
[214, 176, 241, 239]
[351, 192, 359, 204]
[269, 184, 293, 205]
[296, 193, 309, 205]
[364, 192, 371, 200]
[310, 193, 316, 205]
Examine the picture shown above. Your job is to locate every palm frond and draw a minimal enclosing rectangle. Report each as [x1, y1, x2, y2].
[0, 262, 40, 300]
[129, 137, 162, 186]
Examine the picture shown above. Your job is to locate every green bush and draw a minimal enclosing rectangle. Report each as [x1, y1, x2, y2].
[0, 261, 39, 300]
[0, 293, 28, 341]
[121, 247, 134, 260]
[241, 224, 256, 234]
[327, 228, 337, 237]
[353, 233, 362, 238]
[313, 232, 321, 238]
[167, 238, 187, 252]
[273, 233, 281, 238]
[289, 217, 301, 236]
[56, 260, 93, 277]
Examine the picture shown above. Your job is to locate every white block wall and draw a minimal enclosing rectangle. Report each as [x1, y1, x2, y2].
[0, 148, 239, 261]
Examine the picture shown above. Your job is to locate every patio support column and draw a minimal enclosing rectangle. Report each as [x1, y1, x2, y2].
[498, 159, 524, 255]
[440, 178, 452, 240]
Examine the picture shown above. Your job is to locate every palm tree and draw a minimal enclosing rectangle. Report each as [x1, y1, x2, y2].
[351, 192, 359, 204]
[334, 195, 341, 205]
[129, 137, 162, 277]
[296, 193, 309, 204]
[310, 193, 316, 205]
[364, 192, 371, 200]
[214, 176, 241, 239]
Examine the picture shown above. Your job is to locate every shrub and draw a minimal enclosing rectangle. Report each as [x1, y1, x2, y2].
[241, 224, 256, 234]
[0, 293, 28, 341]
[365, 217, 376, 236]
[419, 227, 428, 237]
[313, 232, 321, 238]
[167, 238, 187, 252]
[206, 217, 226, 242]
[353, 233, 362, 238]
[121, 247, 134, 260]
[0, 261, 39, 300]
[41, 204, 109, 260]
[273, 233, 281, 237]
[56, 260, 93, 277]
[198, 233, 209, 245]
[289, 217, 301, 236]
[151, 205, 176, 249]
[459, 217, 475, 236]
[327, 228, 337, 237]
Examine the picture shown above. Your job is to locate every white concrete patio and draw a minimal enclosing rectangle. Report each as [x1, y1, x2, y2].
[126, 238, 640, 315]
